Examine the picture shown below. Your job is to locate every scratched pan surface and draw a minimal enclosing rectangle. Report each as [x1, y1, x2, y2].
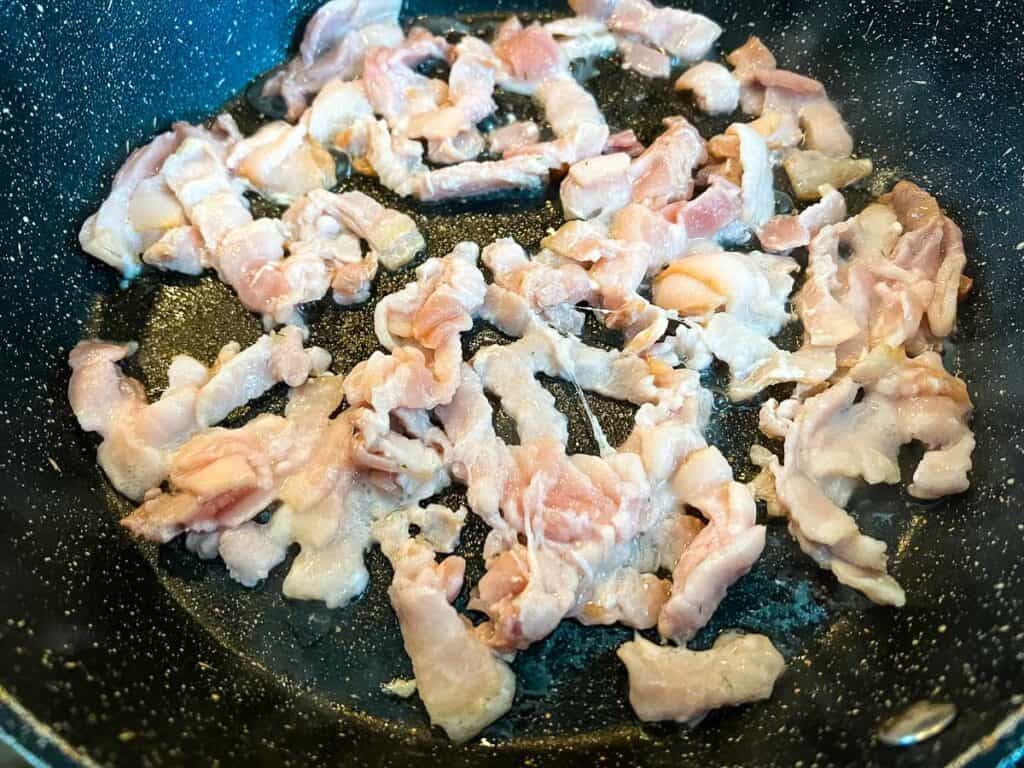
[1, 0, 1023, 766]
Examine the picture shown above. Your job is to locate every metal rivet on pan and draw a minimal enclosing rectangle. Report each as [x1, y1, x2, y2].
[877, 700, 958, 746]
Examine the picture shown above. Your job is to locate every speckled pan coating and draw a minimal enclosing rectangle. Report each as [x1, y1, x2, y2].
[0, 0, 1022, 766]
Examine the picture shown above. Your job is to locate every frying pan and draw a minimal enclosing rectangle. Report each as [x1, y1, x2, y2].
[1, 0, 1023, 765]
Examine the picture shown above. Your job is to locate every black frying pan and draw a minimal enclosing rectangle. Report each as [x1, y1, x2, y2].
[1, 0, 1023, 765]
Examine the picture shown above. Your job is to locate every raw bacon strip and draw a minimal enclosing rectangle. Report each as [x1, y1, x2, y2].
[572, 0, 721, 61]
[404, 36, 499, 148]
[263, 0, 403, 120]
[657, 447, 766, 643]
[227, 120, 337, 203]
[347, 243, 486, 418]
[326, 189, 424, 270]
[79, 130, 184, 277]
[675, 61, 740, 115]
[704, 313, 836, 402]
[653, 248, 797, 336]
[436, 366, 514, 531]
[560, 116, 706, 219]
[486, 121, 541, 154]
[281, 189, 372, 305]
[376, 513, 515, 743]
[764, 347, 971, 604]
[493, 18, 569, 94]
[303, 78, 376, 156]
[470, 438, 651, 651]
[757, 184, 846, 253]
[618, 633, 785, 723]
[68, 330, 330, 501]
[728, 123, 774, 228]
[161, 136, 252, 253]
[483, 239, 596, 334]
[506, 78, 610, 169]
[545, 17, 616, 60]
[618, 39, 671, 79]
[398, 154, 551, 201]
[795, 184, 968, 365]
[628, 116, 707, 208]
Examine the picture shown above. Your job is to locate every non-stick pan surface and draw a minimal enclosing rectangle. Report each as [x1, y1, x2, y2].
[1, 0, 1023, 765]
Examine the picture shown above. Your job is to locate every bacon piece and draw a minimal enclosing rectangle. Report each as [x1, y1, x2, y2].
[378, 522, 515, 743]
[675, 61, 740, 115]
[618, 633, 785, 723]
[757, 184, 847, 252]
[618, 39, 671, 79]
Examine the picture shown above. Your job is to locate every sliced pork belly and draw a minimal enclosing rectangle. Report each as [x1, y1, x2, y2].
[618, 633, 785, 723]
[618, 39, 671, 79]
[658, 447, 766, 643]
[403, 154, 552, 201]
[347, 243, 486, 417]
[142, 226, 205, 275]
[799, 99, 853, 157]
[161, 136, 252, 253]
[578, 0, 721, 61]
[473, 332, 571, 446]
[482, 239, 596, 333]
[374, 241, 487, 350]
[611, 202, 689, 264]
[355, 96, 548, 197]
[560, 152, 633, 220]
[69, 330, 329, 502]
[492, 17, 569, 94]
[882, 181, 967, 338]
[726, 36, 776, 115]
[471, 439, 651, 651]
[784, 150, 872, 201]
[404, 36, 498, 147]
[81, 118, 244, 278]
[122, 413, 294, 542]
[378, 519, 515, 743]
[757, 184, 846, 252]
[573, 567, 670, 628]
[767, 380, 906, 606]
[604, 129, 645, 157]
[269, 23, 405, 121]
[362, 28, 452, 128]
[304, 77, 375, 153]
[675, 62, 740, 115]
[262, 0, 403, 119]
[216, 218, 334, 326]
[79, 130, 183, 277]
[436, 366, 514, 530]
[280, 189, 367, 301]
[324, 189, 424, 270]
[194, 395, 450, 605]
[562, 117, 706, 221]
[506, 77, 609, 169]
[795, 184, 968, 364]
[704, 313, 836, 401]
[728, 123, 774, 228]
[545, 16, 616, 60]
[426, 129, 487, 165]
[648, 323, 712, 371]
[663, 176, 743, 241]
[194, 326, 329, 426]
[628, 116, 707, 208]
[766, 347, 972, 604]
[653, 248, 797, 336]
[486, 120, 541, 154]
[227, 120, 337, 204]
